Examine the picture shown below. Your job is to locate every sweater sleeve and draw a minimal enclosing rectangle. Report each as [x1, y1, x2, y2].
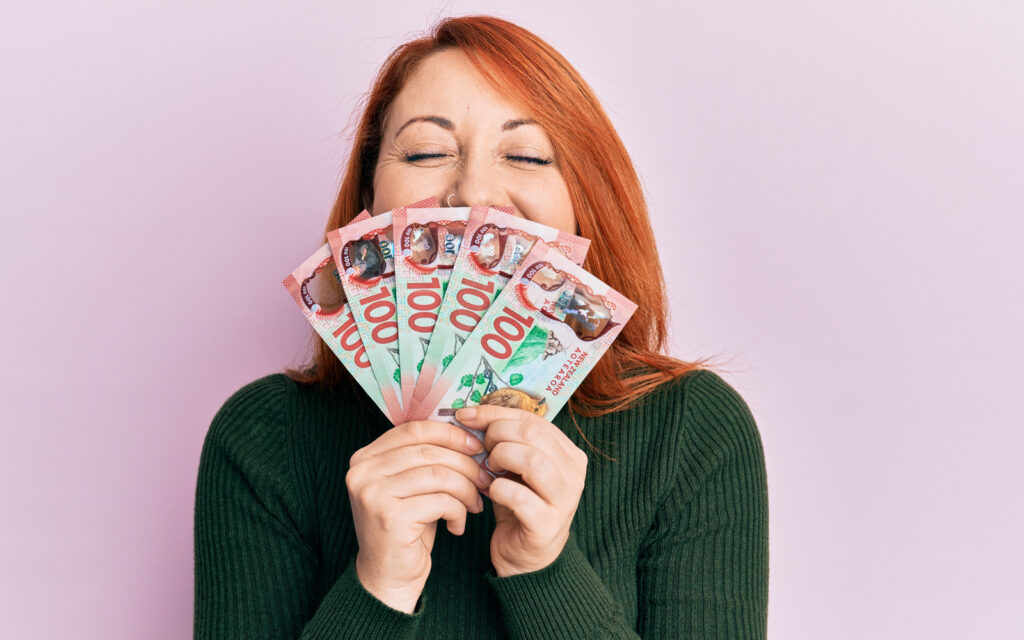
[193, 377, 423, 639]
[485, 370, 769, 639]
[486, 532, 640, 639]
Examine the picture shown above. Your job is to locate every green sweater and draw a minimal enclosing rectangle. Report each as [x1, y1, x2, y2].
[193, 369, 768, 639]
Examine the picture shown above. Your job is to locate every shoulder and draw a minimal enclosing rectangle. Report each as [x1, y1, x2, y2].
[197, 374, 317, 542]
[673, 369, 765, 482]
[633, 368, 763, 472]
[626, 367, 756, 424]
[199, 373, 317, 499]
[201, 372, 388, 481]
[205, 373, 299, 446]
[679, 368, 761, 464]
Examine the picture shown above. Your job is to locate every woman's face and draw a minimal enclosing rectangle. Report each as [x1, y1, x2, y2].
[371, 48, 576, 234]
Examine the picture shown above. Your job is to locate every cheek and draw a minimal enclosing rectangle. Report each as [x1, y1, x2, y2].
[516, 176, 576, 234]
[371, 163, 448, 214]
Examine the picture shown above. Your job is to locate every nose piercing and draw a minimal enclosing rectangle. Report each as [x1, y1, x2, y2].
[446, 193, 455, 207]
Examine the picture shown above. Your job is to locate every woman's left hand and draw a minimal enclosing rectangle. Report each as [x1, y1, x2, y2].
[455, 405, 588, 577]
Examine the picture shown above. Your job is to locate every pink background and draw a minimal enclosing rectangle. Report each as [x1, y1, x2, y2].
[2, 2, 1021, 637]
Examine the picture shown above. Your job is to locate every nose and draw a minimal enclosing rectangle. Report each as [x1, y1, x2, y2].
[446, 156, 506, 208]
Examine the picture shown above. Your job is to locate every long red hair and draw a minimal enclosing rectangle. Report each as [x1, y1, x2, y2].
[288, 16, 724, 417]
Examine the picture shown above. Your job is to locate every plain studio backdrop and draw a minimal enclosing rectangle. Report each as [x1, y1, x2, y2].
[1, 1, 1020, 638]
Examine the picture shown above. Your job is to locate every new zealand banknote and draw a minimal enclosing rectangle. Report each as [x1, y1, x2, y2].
[283, 211, 386, 413]
[393, 206, 478, 416]
[416, 240, 637, 465]
[326, 209, 407, 422]
[409, 207, 590, 419]
[317, 198, 438, 423]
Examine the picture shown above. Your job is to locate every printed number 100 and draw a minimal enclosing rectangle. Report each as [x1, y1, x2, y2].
[407, 278, 441, 333]
[482, 307, 534, 359]
[359, 286, 398, 344]
[451, 278, 496, 333]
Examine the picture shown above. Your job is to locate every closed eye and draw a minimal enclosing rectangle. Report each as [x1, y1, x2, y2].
[404, 152, 450, 163]
[403, 152, 552, 166]
[506, 155, 553, 166]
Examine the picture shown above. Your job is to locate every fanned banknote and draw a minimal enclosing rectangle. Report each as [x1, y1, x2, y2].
[409, 207, 590, 420]
[393, 206, 478, 415]
[283, 212, 385, 412]
[323, 194, 449, 424]
[326, 211, 405, 423]
[416, 240, 637, 464]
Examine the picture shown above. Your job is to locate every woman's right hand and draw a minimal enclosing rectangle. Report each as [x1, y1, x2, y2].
[346, 420, 490, 613]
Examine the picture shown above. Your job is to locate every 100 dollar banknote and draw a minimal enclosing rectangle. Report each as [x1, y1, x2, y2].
[326, 209, 408, 423]
[283, 211, 387, 414]
[415, 240, 636, 464]
[409, 207, 590, 419]
[393, 206, 478, 415]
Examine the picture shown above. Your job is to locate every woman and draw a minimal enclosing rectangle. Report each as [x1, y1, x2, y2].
[194, 16, 768, 639]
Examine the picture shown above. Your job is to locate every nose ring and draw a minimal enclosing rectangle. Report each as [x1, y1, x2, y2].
[446, 193, 455, 207]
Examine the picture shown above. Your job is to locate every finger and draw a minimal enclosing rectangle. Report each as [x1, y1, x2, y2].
[382, 465, 485, 513]
[458, 405, 579, 458]
[481, 417, 570, 462]
[487, 477, 548, 534]
[456, 404, 529, 430]
[375, 443, 492, 490]
[401, 493, 471, 536]
[486, 441, 567, 505]
[359, 420, 485, 459]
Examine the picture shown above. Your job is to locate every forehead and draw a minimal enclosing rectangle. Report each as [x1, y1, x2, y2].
[385, 48, 528, 132]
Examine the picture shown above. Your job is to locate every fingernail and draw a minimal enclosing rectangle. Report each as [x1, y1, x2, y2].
[465, 433, 483, 452]
[478, 466, 493, 488]
[458, 407, 477, 421]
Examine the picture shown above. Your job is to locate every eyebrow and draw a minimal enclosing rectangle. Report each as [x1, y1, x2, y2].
[393, 116, 539, 137]
[501, 118, 537, 131]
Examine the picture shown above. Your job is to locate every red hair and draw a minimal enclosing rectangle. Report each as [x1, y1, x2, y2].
[289, 16, 725, 418]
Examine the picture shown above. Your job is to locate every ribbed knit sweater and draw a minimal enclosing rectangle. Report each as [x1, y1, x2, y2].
[193, 368, 768, 639]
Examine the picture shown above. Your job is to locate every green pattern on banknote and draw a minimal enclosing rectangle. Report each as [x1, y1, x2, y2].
[502, 325, 549, 372]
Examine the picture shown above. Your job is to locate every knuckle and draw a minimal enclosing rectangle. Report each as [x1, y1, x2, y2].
[446, 426, 464, 447]
[379, 507, 398, 532]
[518, 419, 539, 442]
[527, 412, 548, 428]
[353, 485, 375, 511]
[443, 493, 465, 514]
[473, 404, 492, 420]
[574, 447, 589, 468]
[349, 446, 368, 466]
[361, 481, 381, 501]
[525, 449, 545, 471]
[345, 466, 363, 489]
[489, 442, 506, 460]
[419, 444, 437, 460]
[495, 479, 520, 505]
[429, 464, 449, 481]
[406, 420, 428, 441]
[511, 484, 530, 508]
